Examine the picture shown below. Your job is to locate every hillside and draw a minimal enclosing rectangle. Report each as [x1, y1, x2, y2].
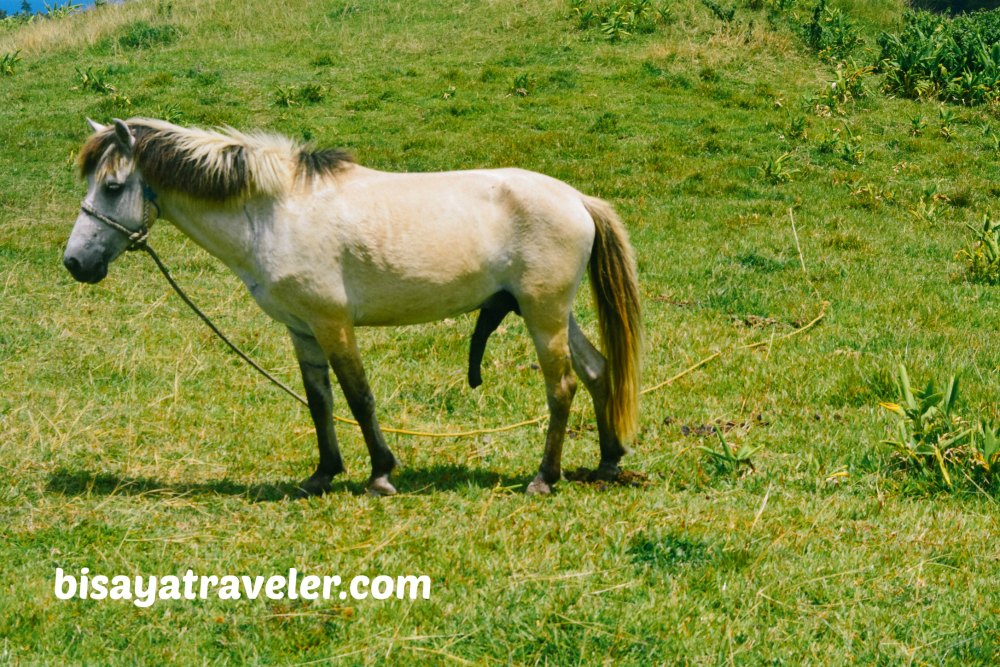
[1, 0, 998, 663]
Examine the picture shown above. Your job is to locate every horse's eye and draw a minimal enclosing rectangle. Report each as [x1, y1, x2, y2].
[104, 182, 124, 195]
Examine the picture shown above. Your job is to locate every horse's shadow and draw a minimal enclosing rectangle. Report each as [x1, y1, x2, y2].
[44, 464, 527, 502]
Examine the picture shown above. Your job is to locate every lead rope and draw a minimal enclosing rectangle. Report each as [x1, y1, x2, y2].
[136, 242, 311, 409]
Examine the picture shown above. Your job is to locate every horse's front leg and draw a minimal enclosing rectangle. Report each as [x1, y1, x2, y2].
[289, 329, 346, 497]
[314, 321, 399, 496]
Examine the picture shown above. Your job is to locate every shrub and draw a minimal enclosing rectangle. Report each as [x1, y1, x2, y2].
[804, 0, 863, 61]
[878, 8, 1000, 104]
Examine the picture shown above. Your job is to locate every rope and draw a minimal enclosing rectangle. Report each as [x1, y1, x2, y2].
[139, 243, 312, 409]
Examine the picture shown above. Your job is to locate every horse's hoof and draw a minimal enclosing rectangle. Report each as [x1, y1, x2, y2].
[593, 462, 621, 482]
[366, 476, 397, 497]
[525, 475, 553, 495]
[296, 472, 333, 498]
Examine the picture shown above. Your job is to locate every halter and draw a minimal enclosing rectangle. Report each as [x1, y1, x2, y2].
[79, 183, 161, 251]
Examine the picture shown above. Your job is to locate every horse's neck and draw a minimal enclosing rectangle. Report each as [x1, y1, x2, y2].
[159, 195, 262, 274]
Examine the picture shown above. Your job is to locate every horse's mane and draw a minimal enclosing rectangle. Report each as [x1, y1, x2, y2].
[78, 118, 353, 202]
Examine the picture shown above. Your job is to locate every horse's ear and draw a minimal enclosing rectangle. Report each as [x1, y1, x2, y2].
[112, 118, 136, 155]
[86, 118, 106, 134]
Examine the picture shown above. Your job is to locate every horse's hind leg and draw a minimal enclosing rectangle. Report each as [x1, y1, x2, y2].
[314, 321, 399, 496]
[289, 329, 346, 497]
[524, 312, 577, 495]
[468, 291, 520, 388]
[567, 317, 627, 478]
[568, 316, 626, 479]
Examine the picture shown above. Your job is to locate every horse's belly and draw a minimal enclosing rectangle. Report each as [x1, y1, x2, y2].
[350, 276, 498, 326]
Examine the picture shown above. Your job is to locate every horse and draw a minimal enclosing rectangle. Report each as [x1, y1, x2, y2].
[63, 118, 642, 497]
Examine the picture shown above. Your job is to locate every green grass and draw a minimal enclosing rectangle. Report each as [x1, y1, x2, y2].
[2, 0, 999, 663]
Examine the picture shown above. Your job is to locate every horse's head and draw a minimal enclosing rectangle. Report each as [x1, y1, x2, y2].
[64, 118, 155, 284]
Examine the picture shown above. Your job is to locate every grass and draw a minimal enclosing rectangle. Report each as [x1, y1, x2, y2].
[1, 0, 999, 663]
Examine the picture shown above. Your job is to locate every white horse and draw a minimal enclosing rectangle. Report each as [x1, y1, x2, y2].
[64, 118, 642, 496]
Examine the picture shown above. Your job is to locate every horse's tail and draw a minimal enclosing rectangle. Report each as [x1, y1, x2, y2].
[582, 195, 642, 442]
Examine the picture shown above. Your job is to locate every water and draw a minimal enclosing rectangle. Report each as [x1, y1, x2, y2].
[0, 1, 97, 16]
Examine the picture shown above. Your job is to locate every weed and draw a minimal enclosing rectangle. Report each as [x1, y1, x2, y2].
[116, 21, 180, 50]
[701, 0, 735, 23]
[825, 60, 874, 107]
[881, 365, 1000, 490]
[589, 110, 621, 134]
[908, 184, 949, 222]
[848, 179, 894, 209]
[0, 49, 19, 76]
[910, 114, 926, 136]
[273, 83, 325, 107]
[786, 114, 807, 140]
[570, 0, 671, 42]
[152, 103, 185, 124]
[699, 426, 762, 475]
[74, 66, 116, 94]
[827, 126, 866, 165]
[881, 365, 969, 487]
[511, 73, 531, 96]
[760, 152, 796, 183]
[938, 106, 956, 141]
[804, 0, 862, 61]
[957, 215, 1000, 284]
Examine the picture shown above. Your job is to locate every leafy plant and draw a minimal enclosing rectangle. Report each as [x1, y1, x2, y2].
[880, 365, 970, 487]
[273, 83, 325, 107]
[836, 125, 865, 164]
[74, 66, 116, 94]
[878, 8, 1000, 105]
[804, 0, 862, 61]
[848, 179, 894, 209]
[43, 2, 82, 19]
[910, 114, 926, 136]
[153, 103, 185, 124]
[787, 113, 807, 140]
[0, 50, 20, 76]
[825, 60, 874, 106]
[938, 105, 956, 141]
[760, 152, 796, 183]
[699, 426, 762, 475]
[957, 214, 1000, 284]
[570, 0, 671, 42]
[881, 365, 1000, 490]
[511, 73, 531, 96]
[701, 0, 735, 23]
[908, 184, 948, 222]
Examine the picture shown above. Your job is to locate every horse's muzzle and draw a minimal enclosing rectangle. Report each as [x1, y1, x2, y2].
[63, 254, 108, 284]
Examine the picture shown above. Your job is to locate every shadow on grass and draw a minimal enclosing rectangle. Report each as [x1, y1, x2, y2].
[392, 464, 526, 494]
[45, 467, 319, 502]
[44, 464, 529, 501]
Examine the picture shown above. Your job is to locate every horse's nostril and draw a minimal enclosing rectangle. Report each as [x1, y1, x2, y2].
[63, 255, 81, 273]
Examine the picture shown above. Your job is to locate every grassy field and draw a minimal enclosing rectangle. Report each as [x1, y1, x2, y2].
[2, 0, 999, 663]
